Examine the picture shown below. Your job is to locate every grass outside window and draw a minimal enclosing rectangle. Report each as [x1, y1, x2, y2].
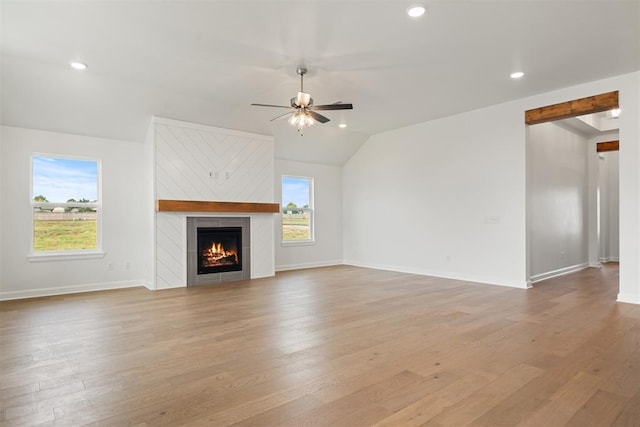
[282, 215, 311, 240]
[33, 218, 97, 251]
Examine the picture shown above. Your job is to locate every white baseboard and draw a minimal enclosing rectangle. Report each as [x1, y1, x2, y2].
[342, 259, 528, 289]
[275, 260, 343, 272]
[153, 282, 186, 290]
[250, 271, 276, 279]
[599, 257, 620, 263]
[529, 263, 589, 284]
[617, 292, 640, 305]
[0, 280, 147, 301]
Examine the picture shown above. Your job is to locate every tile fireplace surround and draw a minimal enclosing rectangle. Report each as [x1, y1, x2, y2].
[186, 216, 250, 285]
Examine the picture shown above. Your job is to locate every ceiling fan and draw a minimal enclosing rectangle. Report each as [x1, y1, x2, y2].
[251, 67, 353, 132]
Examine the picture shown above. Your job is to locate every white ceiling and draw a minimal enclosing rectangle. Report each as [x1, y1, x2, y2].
[558, 111, 620, 139]
[1, 1, 638, 165]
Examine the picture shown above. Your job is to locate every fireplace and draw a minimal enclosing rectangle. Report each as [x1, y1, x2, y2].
[187, 217, 250, 285]
[197, 227, 242, 274]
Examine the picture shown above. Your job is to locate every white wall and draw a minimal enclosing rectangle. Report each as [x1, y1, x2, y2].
[343, 71, 640, 303]
[343, 102, 527, 288]
[275, 159, 342, 271]
[527, 122, 589, 282]
[152, 118, 276, 289]
[599, 151, 620, 262]
[0, 126, 150, 300]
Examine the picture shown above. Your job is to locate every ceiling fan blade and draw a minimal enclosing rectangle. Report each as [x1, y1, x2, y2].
[251, 103, 294, 109]
[307, 110, 330, 124]
[311, 103, 353, 111]
[270, 111, 293, 121]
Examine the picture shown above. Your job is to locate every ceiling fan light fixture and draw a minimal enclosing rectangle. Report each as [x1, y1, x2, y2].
[407, 5, 426, 18]
[289, 110, 314, 129]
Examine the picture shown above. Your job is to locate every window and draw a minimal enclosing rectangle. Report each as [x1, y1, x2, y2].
[31, 155, 101, 256]
[281, 175, 314, 244]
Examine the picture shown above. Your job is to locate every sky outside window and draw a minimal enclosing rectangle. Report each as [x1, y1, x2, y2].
[282, 176, 310, 208]
[33, 156, 98, 202]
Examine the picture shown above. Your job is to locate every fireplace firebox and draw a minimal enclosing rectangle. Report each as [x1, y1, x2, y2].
[186, 217, 251, 286]
[197, 227, 242, 274]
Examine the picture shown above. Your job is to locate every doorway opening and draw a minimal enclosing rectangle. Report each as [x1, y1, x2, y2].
[525, 91, 619, 287]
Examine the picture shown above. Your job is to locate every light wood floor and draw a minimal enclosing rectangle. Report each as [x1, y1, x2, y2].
[1, 263, 639, 426]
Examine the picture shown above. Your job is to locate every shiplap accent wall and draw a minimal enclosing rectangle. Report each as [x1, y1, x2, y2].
[152, 118, 275, 289]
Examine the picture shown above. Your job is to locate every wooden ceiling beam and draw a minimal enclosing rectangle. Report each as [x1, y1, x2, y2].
[597, 140, 619, 152]
[525, 91, 618, 125]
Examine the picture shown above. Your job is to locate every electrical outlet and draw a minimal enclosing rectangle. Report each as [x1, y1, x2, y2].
[125, 262, 131, 270]
[486, 215, 500, 224]
[108, 263, 114, 271]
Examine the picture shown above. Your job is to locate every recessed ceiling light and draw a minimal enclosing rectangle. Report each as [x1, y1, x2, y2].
[70, 61, 88, 71]
[407, 5, 426, 18]
[338, 123, 347, 129]
[510, 71, 524, 79]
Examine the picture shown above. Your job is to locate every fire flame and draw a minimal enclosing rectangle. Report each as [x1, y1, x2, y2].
[205, 241, 238, 264]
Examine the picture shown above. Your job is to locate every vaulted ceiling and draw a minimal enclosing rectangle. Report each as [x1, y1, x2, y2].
[1, 1, 638, 165]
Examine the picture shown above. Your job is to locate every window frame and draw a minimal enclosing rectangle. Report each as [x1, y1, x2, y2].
[281, 175, 315, 246]
[28, 153, 105, 261]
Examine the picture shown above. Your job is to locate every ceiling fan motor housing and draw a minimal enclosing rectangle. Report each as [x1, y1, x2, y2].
[292, 93, 313, 108]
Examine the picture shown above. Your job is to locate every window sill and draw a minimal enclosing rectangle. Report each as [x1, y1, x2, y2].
[281, 240, 315, 247]
[27, 251, 107, 262]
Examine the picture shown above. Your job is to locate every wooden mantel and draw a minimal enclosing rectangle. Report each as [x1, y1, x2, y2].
[156, 199, 280, 213]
